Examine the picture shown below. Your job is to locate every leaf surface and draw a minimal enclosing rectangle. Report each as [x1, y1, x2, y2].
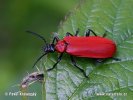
[44, 0, 133, 99]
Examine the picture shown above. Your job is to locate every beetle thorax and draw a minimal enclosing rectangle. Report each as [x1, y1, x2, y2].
[55, 40, 66, 53]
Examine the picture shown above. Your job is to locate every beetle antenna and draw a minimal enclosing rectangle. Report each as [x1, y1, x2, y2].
[32, 53, 48, 68]
[26, 30, 47, 44]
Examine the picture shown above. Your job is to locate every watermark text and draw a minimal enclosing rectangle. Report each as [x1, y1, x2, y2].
[5, 91, 36, 97]
[96, 92, 127, 96]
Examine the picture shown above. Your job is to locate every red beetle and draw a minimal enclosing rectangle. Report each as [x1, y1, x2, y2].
[27, 29, 118, 78]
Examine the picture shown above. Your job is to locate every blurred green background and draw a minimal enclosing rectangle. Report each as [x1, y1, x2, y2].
[0, 0, 79, 99]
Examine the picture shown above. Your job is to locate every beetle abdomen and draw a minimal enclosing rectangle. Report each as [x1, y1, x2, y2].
[64, 36, 116, 58]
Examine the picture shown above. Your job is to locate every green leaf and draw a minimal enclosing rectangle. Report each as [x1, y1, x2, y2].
[44, 0, 133, 99]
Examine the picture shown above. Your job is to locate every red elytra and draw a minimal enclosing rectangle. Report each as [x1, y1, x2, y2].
[55, 36, 116, 58]
[27, 29, 118, 78]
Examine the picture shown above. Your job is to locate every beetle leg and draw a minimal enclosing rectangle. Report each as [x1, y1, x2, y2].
[66, 32, 73, 36]
[85, 29, 97, 36]
[94, 58, 105, 66]
[52, 36, 59, 44]
[102, 33, 106, 37]
[47, 53, 64, 71]
[74, 28, 79, 36]
[70, 56, 88, 78]
[102, 31, 107, 37]
[32, 53, 48, 68]
[66, 28, 79, 37]
[95, 58, 105, 63]
[112, 57, 121, 61]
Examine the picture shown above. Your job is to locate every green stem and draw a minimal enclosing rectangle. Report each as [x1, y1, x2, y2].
[20, 87, 28, 100]
[41, 80, 46, 100]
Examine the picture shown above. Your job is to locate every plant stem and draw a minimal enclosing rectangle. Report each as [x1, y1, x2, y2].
[20, 87, 28, 100]
[41, 80, 46, 100]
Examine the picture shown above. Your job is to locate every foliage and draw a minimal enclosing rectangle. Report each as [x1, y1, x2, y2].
[44, 0, 133, 99]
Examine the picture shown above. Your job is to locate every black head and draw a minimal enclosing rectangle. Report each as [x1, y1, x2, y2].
[26, 30, 56, 53]
[26, 30, 56, 67]
[44, 44, 55, 53]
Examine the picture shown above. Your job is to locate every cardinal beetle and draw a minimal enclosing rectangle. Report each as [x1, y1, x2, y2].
[27, 29, 118, 78]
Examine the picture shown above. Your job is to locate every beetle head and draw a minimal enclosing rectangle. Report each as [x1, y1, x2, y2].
[26, 30, 56, 67]
[43, 44, 55, 53]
